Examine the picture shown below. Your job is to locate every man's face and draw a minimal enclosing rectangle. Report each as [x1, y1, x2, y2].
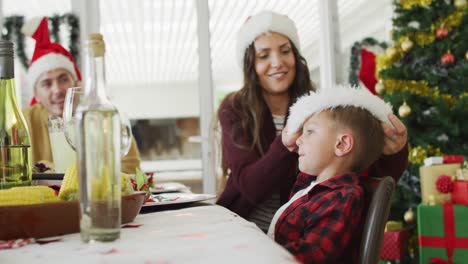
[34, 68, 76, 117]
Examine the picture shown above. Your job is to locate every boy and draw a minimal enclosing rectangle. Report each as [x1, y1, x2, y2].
[267, 85, 393, 263]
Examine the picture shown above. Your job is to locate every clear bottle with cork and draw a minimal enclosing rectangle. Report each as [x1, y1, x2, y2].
[0, 40, 32, 189]
[75, 33, 121, 242]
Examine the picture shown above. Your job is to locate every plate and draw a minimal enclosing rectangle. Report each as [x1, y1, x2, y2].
[143, 193, 216, 207]
[32, 173, 65, 180]
[150, 182, 190, 194]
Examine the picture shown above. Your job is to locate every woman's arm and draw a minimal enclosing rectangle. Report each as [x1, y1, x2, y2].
[367, 114, 409, 182]
[219, 104, 297, 204]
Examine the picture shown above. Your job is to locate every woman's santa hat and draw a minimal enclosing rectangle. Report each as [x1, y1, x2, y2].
[236, 10, 300, 67]
[287, 85, 394, 135]
[21, 17, 81, 105]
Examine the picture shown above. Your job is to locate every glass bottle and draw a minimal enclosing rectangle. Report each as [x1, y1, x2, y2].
[0, 40, 32, 189]
[75, 34, 121, 242]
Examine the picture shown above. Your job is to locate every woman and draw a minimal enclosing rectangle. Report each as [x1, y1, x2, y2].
[216, 11, 408, 233]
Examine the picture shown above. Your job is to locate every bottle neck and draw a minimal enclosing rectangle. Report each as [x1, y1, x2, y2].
[83, 52, 109, 102]
[0, 56, 14, 79]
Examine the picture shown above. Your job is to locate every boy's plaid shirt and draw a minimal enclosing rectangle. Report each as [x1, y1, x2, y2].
[274, 172, 364, 264]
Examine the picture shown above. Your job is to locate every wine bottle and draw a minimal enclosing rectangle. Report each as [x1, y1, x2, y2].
[0, 40, 32, 189]
[75, 34, 121, 242]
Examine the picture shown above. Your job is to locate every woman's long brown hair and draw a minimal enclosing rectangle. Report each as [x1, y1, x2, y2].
[219, 40, 315, 176]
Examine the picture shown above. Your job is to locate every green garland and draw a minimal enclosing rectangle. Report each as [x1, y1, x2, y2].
[1, 13, 80, 69]
[348, 37, 388, 86]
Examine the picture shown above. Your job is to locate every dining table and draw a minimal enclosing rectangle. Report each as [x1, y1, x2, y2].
[0, 202, 298, 264]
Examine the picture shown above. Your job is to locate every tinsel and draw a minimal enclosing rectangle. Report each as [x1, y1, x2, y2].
[408, 5, 467, 46]
[376, 41, 405, 75]
[348, 37, 388, 86]
[409, 145, 443, 164]
[379, 79, 468, 107]
[376, 5, 467, 75]
[1, 13, 80, 69]
[400, 0, 433, 9]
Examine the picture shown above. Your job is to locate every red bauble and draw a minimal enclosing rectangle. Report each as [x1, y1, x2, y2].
[441, 51, 455, 65]
[436, 27, 448, 39]
[436, 175, 453, 193]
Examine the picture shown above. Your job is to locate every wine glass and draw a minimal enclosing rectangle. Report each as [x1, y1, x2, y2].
[63, 87, 133, 157]
[63, 87, 82, 151]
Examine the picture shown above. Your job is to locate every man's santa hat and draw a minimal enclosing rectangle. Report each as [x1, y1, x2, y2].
[236, 10, 300, 67]
[21, 17, 81, 105]
[287, 85, 394, 135]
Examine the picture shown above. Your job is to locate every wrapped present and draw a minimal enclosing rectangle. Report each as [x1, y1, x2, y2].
[456, 168, 468, 181]
[443, 155, 465, 164]
[452, 181, 468, 205]
[417, 204, 468, 263]
[424, 155, 465, 166]
[420, 164, 461, 204]
[380, 221, 410, 260]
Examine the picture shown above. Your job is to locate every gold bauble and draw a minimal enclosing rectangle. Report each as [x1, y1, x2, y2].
[401, 38, 414, 52]
[465, 51, 468, 60]
[398, 101, 412, 118]
[375, 81, 386, 94]
[455, 0, 467, 8]
[386, 47, 398, 59]
[404, 208, 415, 224]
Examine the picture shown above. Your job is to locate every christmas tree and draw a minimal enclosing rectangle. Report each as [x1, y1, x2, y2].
[376, 0, 468, 214]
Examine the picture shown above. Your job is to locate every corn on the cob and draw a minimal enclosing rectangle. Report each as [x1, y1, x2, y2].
[0, 186, 60, 206]
[59, 164, 134, 201]
[58, 163, 78, 201]
[121, 172, 134, 195]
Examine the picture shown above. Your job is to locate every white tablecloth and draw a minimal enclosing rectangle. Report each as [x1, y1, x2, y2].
[0, 205, 297, 264]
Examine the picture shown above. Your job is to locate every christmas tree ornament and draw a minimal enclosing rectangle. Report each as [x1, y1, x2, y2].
[465, 50, 468, 60]
[404, 208, 415, 224]
[401, 38, 414, 52]
[436, 26, 448, 39]
[441, 50, 455, 65]
[454, 0, 467, 8]
[375, 80, 386, 94]
[398, 101, 412, 118]
[386, 46, 398, 59]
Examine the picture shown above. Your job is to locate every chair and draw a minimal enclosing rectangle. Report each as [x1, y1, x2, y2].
[358, 176, 395, 264]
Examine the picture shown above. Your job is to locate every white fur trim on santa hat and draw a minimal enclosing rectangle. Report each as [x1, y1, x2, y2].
[27, 53, 78, 89]
[236, 10, 300, 67]
[287, 85, 393, 135]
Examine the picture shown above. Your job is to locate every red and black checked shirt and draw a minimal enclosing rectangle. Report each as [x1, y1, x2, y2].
[273, 172, 364, 264]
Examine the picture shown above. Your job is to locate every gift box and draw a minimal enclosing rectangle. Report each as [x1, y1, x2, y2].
[456, 168, 468, 181]
[452, 181, 468, 205]
[417, 204, 468, 263]
[420, 164, 461, 204]
[380, 228, 410, 260]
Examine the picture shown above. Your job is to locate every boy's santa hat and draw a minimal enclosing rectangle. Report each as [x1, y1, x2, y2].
[21, 17, 81, 105]
[287, 85, 393, 135]
[236, 10, 300, 67]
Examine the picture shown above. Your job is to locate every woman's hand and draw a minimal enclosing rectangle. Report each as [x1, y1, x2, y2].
[382, 113, 408, 155]
[282, 126, 301, 153]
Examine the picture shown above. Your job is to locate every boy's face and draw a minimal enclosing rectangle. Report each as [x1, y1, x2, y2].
[296, 112, 338, 175]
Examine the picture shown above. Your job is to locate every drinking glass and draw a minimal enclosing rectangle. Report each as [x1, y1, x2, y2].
[48, 115, 76, 173]
[63, 87, 133, 156]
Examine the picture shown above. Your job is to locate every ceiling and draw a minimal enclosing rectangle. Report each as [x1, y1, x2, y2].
[3, 0, 372, 88]
[3, 0, 391, 118]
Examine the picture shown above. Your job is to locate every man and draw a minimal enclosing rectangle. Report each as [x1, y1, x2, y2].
[21, 17, 140, 173]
